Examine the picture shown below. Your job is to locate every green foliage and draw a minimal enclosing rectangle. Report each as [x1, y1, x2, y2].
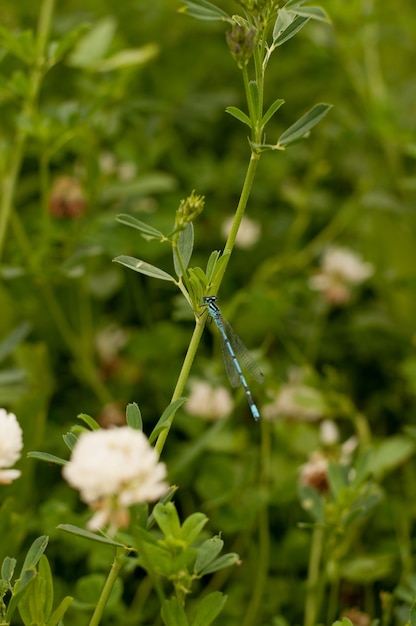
[1, 0, 416, 624]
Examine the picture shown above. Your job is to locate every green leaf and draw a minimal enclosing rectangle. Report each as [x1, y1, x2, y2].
[0, 26, 35, 64]
[205, 251, 220, 283]
[27, 451, 68, 466]
[198, 552, 239, 575]
[298, 484, 325, 523]
[103, 172, 176, 200]
[261, 98, 285, 128]
[19, 536, 49, 577]
[327, 462, 349, 497]
[146, 486, 178, 529]
[149, 398, 187, 444]
[5, 569, 36, 623]
[179, 0, 231, 23]
[1, 557, 16, 584]
[18, 555, 54, 625]
[0, 322, 31, 362]
[96, 44, 158, 72]
[67, 17, 116, 68]
[63, 432, 78, 451]
[285, 0, 330, 23]
[126, 402, 143, 430]
[180, 513, 208, 544]
[226, 106, 251, 128]
[194, 536, 223, 574]
[161, 597, 190, 626]
[191, 591, 227, 626]
[47, 24, 89, 67]
[154, 503, 181, 539]
[57, 525, 126, 547]
[248, 80, 260, 121]
[367, 436, 415, 478]
[341, 554, 395, 584]
[278, 102, 332, 146]
[116, 213, 165, 239]
[273, 13, 309, 46]
[77, 413, 101, 430]
[46, 595, 73, 626]
[114, 256, 175, 282]
[174, 223, 194, 276]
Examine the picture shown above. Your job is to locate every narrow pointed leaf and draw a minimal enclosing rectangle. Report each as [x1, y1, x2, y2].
[126, 402, 142, 430]
[198, 552, 239, 575]
[261, 98, 285, 128]
[57, 524, 126, 547]
[116, 213, 165, 239]
[2, 557, 16, 584]
[20, 536, 49, 577]
[77, 413, 101, 430]
[46, 595, 73, 626]
[285, 0, 330, 22]
[278, 102, 332, 146]
[248, 80, 260, 121]
[27, 451, 68, 466]
[288, 5, 329, 22]
[63, 432, 78, 451]
[273, 14, 309, 46]
[114, 256, 175, 282]
[0, 322, 31, 361]
[149, 398, 187, 444]
[225, 106, 252, 128]
[174, 223, 194, 276]
[6, 569, 36, 622]
[205, 251, 220, 283]
[179, 0, 231, 23]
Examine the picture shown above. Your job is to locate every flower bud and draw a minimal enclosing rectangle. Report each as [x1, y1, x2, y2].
[226, 20, 256, 69]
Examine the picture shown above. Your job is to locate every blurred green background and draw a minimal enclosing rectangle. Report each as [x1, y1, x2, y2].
[1, 1, 416, 624]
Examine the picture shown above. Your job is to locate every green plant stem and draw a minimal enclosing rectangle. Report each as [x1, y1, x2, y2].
[0, 0, 55, 260]
[155, 319, 205, 456]
[89, 549, 123, 626]
[212, 151, 260, 293]
[155, 149, 260, 455]
[242, 419, 271, 626]
[304, 525, 325, 626]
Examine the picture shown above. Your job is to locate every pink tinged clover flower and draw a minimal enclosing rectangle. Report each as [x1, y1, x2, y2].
[62, 427, 168, 532]
[185, 380, 233, 420]
[309, 246, 374, 305]
[0, 409, 23, 484]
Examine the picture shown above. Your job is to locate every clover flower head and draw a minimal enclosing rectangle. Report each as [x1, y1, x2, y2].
[221, 215, 261, 249]
[185, 380, 233, 420]
[63, 426, 168, 531]
[263, 383, 327, 422]
[309, 246, 373, 305]
[0, 409, 23, 484]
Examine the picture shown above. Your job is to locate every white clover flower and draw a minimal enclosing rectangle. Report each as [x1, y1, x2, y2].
[221, 215, 261, 249]
[185, 380, 233, 420]
[63, 427, 168, 531]
[263, 384, 327, 422]
[95, 323, 128, 364]
[319, 419, 340, 446]
[0, 409, 23, 484]
[309, 246, 374, 305]
[117, 161, 137, 182]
